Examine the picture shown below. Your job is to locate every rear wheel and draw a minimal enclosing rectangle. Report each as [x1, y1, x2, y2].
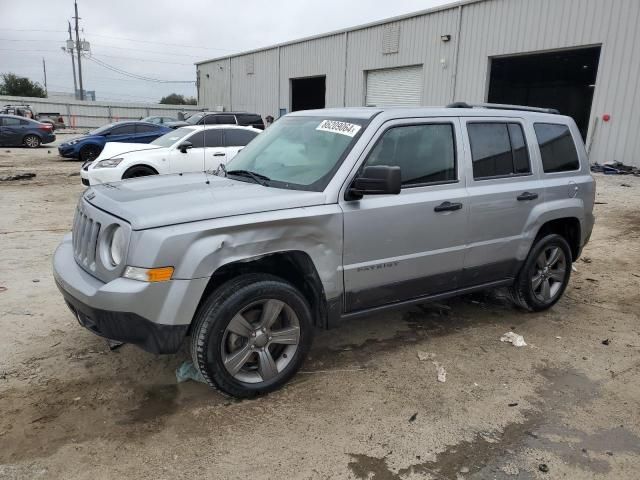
[122, 165, 158, 179]
[511, 234, 572, 311]
[79, 145, 101, 162]
[191, 274, 313, 398]
[23, 135, 40, 148]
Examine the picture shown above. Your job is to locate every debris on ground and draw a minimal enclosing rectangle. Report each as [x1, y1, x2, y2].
[508, 402, 518, 407]
[107, 339, 124, 351]
[621, 183, 632, 187]
[1, 173, 36, 181]
[408, 412, 418, 422]
[539, 463, 550, 473]
[591, 161, 640, 176]
[417, 351, 435, 361]
[602, 339, 611, 346]
[580, 257, 592, 263]
[67, 172, 80, 177]
[175, 360, 206, 384]
[500, 332, 527, 347]
[435, 364, 447, 383]
[0, 286, 6, 293]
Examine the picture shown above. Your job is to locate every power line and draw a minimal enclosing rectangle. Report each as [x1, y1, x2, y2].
[86, 32, 232, 52]
[85, 55, 194, 84]
[88, 52, 194, 66]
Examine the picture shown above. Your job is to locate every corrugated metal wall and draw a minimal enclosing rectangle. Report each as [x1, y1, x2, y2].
[0, 95, 203, 128]
[197, 0, 640, 166]
[455, 0, 640, 166]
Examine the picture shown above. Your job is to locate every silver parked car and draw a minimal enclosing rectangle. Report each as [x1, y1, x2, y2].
[53, 104, 595, 398]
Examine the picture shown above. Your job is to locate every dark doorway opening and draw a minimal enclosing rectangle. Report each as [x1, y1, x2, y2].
[291, 76, 326, 112]
[488, 46, 601, 139]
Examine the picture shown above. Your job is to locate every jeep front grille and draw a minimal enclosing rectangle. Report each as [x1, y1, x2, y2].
[72, 207, 101, 270]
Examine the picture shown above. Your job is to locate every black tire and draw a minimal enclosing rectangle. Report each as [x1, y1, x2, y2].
[79, 145, 101, 162]
[23, 134, 41, 148]
[122, 165, 158, 179]
[511, 234, 572, 312]
[191, 273, 313, 398]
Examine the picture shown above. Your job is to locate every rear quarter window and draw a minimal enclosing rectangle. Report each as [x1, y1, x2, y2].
[534, 123, 580, 173]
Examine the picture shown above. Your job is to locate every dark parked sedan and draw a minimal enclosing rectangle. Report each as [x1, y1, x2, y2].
[57, 121, 171, 161]
[0, 114, 55, 147]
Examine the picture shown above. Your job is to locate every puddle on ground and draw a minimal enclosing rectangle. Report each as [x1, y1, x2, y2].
[347, 366, 640, 479]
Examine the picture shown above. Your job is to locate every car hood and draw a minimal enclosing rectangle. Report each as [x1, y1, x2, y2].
[85, 172, 327, 230]
[97, 142, 164, 160]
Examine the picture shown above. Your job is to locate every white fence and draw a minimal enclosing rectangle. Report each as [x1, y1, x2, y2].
[0, 95, 205, 128]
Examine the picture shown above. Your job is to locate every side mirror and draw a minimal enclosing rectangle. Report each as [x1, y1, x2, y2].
[348, 165, 401, 199]
[178, 141, 193, 153]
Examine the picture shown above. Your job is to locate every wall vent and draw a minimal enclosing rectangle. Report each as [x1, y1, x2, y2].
[382, 24, 400, 54]
[245, 55, 255, 75]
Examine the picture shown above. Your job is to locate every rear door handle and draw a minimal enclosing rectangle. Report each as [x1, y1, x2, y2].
[434, 201, 463, 212]
[517, 192, 539, 201]
[213, 152, 225, 157]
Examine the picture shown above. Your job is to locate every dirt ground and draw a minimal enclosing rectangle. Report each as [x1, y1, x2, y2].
[0, 135, 639, 480]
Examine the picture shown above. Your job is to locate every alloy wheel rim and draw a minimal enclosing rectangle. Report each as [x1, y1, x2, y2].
[26, 136, 38, 147]
[220, 299, 300, 384]
[531, 246, 566, 303]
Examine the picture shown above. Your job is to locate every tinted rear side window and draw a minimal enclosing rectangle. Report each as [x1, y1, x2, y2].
[236, 114, 263, 125]
[225, 129, 258, 146]
[204, 130, 223, 148]
[366, 123, 457, 186]
[468, 122, 531, 179]
[534, 123, 580, 173]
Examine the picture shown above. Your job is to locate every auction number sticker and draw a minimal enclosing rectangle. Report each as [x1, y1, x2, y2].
[316, 120, 361, 137]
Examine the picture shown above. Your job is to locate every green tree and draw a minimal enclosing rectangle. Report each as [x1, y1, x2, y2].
[0, 73, 46, 97]
[160, 93, 197, 105]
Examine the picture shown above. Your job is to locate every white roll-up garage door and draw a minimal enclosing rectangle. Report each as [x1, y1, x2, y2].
[365, 65, 423, 107]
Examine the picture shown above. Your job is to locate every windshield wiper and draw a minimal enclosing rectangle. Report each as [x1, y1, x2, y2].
[226, 169, 270, 186]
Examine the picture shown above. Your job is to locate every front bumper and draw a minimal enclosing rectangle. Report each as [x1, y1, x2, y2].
[80, 168, 90, 186]
[58, 145, 77, 158]
[53, 233, 208, 354]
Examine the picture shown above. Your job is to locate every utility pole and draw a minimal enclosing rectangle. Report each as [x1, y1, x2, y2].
[74, 0, 84, 100]
[42, 58, 48, 96]
[68, 21, 78, 97]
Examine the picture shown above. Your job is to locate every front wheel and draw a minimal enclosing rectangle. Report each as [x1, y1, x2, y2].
[511, 234, 572, 311]
[191, 274, 313, 398]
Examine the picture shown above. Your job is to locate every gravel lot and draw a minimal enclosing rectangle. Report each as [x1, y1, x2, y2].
[1, 135, 639, 479]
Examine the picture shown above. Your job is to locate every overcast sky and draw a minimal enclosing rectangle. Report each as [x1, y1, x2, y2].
[0, 0, 455, 103]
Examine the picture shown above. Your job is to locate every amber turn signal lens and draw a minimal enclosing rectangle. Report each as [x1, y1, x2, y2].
[123, 266, 174, 282]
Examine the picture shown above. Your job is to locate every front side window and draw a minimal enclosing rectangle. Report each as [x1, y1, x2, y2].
[136, 124, 161, 133]
[225, 128, 258, 146]
[213, 115, 236, 125]
[109, 125, 137, 136]
[186, 131, 206, 149]
[468, 122, 531, 179]
[2, 117, 21, 126]
[365, 123, 457, 186]
[534, 123, 580, 173]
[204, 130, 223, 148]
[225, 116, 365, 191]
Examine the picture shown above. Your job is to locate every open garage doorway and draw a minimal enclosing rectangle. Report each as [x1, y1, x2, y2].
[488, 46, 601, 139]
[290, 76, 326, 112]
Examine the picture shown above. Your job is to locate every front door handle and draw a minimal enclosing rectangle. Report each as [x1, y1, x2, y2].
[212, 152, 225, 157]
[517, 192, 539, 201]
[434, 201, 463, 212]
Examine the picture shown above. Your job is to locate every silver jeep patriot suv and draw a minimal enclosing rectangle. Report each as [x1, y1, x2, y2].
[53, 104, 595, 398]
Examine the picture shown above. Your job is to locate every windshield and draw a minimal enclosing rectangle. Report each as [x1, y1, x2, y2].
[186, 113, 205, 125]
[225, 116, 365, 191]
[150, 127, 193, 147]
[89, 123, 117, 135]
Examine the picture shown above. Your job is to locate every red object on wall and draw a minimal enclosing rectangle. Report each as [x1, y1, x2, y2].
[602, 114, 611, 122]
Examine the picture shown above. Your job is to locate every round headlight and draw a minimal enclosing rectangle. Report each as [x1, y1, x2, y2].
[109, 226, 126, 266]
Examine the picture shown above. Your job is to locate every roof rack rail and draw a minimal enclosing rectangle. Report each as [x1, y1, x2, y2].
[446, 102, 560, 115]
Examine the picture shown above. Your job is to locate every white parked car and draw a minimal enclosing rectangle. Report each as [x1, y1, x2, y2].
[80, 125, 261, 186]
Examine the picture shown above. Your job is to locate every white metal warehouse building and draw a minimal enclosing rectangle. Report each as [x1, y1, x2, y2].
[196, 0, 640, 167]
